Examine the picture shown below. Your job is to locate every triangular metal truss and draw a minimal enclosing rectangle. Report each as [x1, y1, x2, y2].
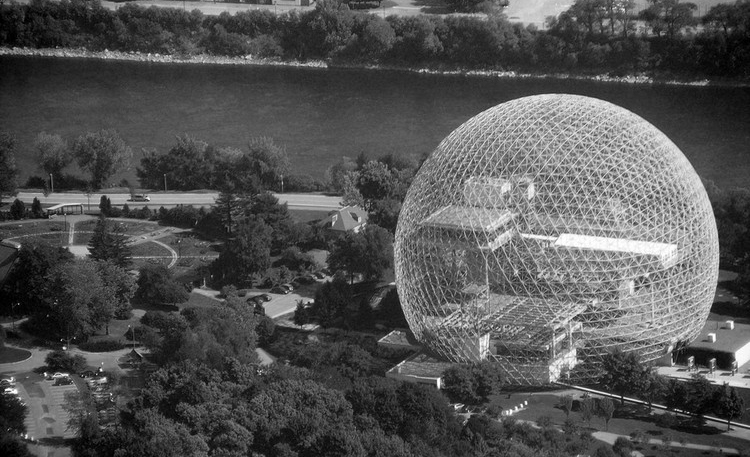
[394, 94, 719, 386]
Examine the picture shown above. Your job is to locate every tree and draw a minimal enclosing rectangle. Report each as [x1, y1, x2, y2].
[596, 397, 615, 431]
[328, 224, 394, 284]
[9, 198, 25, 220]
[357, 160, 396, 208]
[293, 301, 311, 326]
[0, 132, 18, 207]
[442, 362, 503, 404]
[640, 371, 667, 410]
[35, 131, 71, 181]
[211, 216, 272, 285]
[580, 396, 595, 427]
[99, 195, 112, 216]
[136, 264, 189, 306]
[714, 383, 744, 431]
[559, 394, 574, 418]
[245, 137, 290, 191]
[31, 197, 44, 218]
[97, 260, 137, 321]
[44, 259, 128, 338]
[326, 156, 358, 193]
[599, 350, 651, 405]
[0, 390, 28, 436]
[89, 216, 132, 268]
[641, 0, 697, 39]
[0, 242, 74, 315]
[72, 129, 133, 189]
[312, 275, 353, 328]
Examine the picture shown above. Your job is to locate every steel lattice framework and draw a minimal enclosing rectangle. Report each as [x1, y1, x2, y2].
[394, 94, 719, 385]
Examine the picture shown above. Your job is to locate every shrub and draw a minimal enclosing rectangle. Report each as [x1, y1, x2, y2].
[612, 436, 633, 457]
[655, 412, 677, 428]
[78, 340, 125, 352]
[45, 350, 87, 372]
[536, 415, 552, 428]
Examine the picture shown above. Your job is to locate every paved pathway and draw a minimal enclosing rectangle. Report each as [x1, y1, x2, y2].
[150, 239, 178, 268]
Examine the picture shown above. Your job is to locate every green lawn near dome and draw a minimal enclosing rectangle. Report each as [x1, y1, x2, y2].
[0, 346, 32, 364]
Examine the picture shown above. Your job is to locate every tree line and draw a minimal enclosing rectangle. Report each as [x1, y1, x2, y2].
[1, 0, 750, 80]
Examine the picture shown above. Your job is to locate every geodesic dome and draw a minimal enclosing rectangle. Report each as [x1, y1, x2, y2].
[394, 94, 719, 385]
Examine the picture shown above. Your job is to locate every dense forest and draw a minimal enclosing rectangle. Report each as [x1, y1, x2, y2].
[1, 0, 750, 80]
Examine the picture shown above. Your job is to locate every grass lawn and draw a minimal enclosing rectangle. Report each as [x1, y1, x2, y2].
[156, 233, 220, 258]
[0, 346, 32, 363]
[0, 220, 67, 240]
[505, 392, 749, 456]
[132, 258, 171, 269]
[129, 240, 172, 258]
[75, 219, 159, 237]
[289, 209, 328, 224]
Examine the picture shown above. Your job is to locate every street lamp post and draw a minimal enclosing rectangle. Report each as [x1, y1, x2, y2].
[128, 325, 136, 350]
[11, 302, 19, 331]
[164, 174, 167, 192]
[49, 173, 54, 194]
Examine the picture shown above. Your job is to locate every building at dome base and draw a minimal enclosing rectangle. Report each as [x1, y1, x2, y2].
[394, 94, 719, 385]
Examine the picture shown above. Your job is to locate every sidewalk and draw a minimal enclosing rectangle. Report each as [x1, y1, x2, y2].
[657, 365, 750, 390]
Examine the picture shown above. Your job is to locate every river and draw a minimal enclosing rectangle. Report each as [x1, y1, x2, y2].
[1, 55, 749, 188]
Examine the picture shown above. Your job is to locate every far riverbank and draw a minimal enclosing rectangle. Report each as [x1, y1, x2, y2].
[2, 46, 739, 88]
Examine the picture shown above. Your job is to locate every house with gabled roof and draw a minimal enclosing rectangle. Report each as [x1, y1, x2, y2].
[326, 205, 368, 233]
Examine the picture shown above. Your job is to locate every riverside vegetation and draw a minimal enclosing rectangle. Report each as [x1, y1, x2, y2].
[0, 0, 750, 81]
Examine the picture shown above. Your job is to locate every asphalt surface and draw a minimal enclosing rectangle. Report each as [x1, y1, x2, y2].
[15, 191, 341, 211]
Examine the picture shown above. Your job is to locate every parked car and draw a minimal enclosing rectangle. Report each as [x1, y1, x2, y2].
[51, 372, 70, 379]
[4, 387, 19, 395]
[79, 371, 95, 378]
[312, 271, 326, 280]
[259, 293, 272, 302]
[270, 286, 289, 294]
[0, 379, 15, 389]
[281, 283, 294, 292]
[54, 377, 73, 386]
[1, 375, 15, 383]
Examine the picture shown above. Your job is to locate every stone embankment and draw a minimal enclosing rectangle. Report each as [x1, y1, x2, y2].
[1, 46, 716, 86]
[0, 46, 327, 68]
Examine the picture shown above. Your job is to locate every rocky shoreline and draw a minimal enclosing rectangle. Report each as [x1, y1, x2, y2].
[0, 45, 724, 87]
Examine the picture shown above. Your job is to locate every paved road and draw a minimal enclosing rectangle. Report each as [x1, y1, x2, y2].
[16, 191, 341, 212]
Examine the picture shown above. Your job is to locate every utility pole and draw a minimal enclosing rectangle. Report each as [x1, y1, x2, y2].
[164, 173, 168, 192]
[49, 173, 54, 193]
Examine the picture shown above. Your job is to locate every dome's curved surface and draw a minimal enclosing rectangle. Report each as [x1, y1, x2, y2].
[394, 94, 718, 385]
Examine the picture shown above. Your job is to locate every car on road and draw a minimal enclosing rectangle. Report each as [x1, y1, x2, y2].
[127, 194, 151, 202]
[270, 286, 289, 294]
